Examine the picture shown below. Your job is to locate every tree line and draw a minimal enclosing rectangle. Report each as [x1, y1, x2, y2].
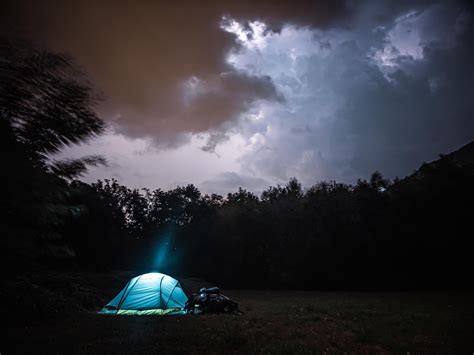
[64, 159, 474, 290]
[2, 38, 473, 289]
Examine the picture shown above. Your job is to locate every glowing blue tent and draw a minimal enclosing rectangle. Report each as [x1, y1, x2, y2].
[100, 272, 188, 315]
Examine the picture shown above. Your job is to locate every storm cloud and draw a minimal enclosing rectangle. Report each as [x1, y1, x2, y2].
[228, 0, 474, 186]
[1, 0, 347, 145]
[2, 0, 473, 193]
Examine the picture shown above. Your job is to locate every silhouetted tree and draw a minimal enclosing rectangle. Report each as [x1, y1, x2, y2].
[0, 37, 104, 166]
[61, 154, 474, 288]
[0, 37, 106, 268]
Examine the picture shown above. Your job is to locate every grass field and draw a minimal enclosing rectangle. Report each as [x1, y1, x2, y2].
[4, 272, 474, 353]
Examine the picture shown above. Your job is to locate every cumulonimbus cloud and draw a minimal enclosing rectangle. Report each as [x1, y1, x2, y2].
[0, 0, 348, 146]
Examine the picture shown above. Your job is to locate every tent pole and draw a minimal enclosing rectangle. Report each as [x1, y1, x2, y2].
[115, 280, 131, 314]
[164, 281, 180, 308]
[117, 276, 142, 312]
[159, 275, 165, 308]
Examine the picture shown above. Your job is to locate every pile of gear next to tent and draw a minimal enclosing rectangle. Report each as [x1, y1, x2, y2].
[185, 287, 240, 315]
[99, 272, 241, 316]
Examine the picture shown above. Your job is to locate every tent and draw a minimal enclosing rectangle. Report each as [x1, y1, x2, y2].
[99, 272, 188, 315]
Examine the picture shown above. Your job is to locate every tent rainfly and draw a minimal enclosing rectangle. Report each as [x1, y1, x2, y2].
[100, 272, 188, 315]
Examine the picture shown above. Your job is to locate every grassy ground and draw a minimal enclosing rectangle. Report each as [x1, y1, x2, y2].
[3, 272, 474, 353]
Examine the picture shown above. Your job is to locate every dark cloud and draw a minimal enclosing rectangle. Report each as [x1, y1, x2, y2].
[233, 0, 474, 186]
[3, 0, 473, 193]
[0, 0, 348, 145]
[200, 131, 230, 155]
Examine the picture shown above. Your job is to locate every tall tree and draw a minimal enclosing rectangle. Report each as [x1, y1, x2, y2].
[0, 37, 106, 267]
[0, 37, 105, 166]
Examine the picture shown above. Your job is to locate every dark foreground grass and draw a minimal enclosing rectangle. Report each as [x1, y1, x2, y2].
[4, 285, 474, 353]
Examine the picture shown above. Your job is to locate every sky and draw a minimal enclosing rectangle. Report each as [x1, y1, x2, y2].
[2, 0, 473, 194]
